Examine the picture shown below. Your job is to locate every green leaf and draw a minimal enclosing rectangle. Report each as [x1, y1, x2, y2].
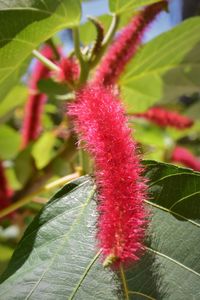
[32, 131, 61, 169]
[120, 17, 200, 113]
[0, 85, 28, 120]
[0, 245, 13, 262]
[14, 146, 35, 186]
[0, 177, 118, 299]
[109, 0, 161, 14]
[0, 125, 20, 160]
[0, 59, 29, 103]
[0, 0, 81, 96]
[133, 120, 170, 148]
[1, 162, 200, 299]
[185, 101, 200, 121]
[124, 161, 200, 299]
[37, 78, 69, 99]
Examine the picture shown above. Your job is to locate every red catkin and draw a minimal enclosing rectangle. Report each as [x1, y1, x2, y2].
[21, 46, 54, 148]
[134, 107, 194, 129]
[69, 84, 147, 266]
[94, 0, 167, 86]
[0, 161, 12, 210]
[171, 146, 200, 171]
[55, 57, 80, 83]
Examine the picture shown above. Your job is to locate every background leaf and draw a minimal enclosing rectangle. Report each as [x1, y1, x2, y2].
[0, 0, 81, 98]
[109, 0, 161, 14]
[0, 125, 20, 160]
[0, 177, 119, 299]
[120, 17, 200, 112]
[0, 85, 28, 120]
[1, 162, 200, 299]
[32, 132, 61, 170]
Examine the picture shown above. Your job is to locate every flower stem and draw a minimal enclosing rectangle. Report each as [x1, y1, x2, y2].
[73, 27, 89, 86]
[46, 38, 60, 60]
[32, 49, 61, 72]
[91, 13, 119, 68]
[0, 172, 80, 219]
[119, 263, 129, 300]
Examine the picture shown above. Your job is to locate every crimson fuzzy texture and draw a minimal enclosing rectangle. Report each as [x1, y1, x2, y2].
[69, 84, 148, 265]
[94, 0, 167, 86]
[0, 161, 12, 210]
[134, 107, 194, 129]
[56, 57, 80, 83]
[171, 146, 200, 171]
[21, 46, 54, 148]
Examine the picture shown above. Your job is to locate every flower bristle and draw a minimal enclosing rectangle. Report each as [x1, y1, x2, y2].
[21, 46, 54, 148]
[0, 161, 12, 210]
[171, 146, 200, 171]
[69, 84, 148, 266]
[134, 107, 194, 129]
[94, 0, 167, 86]
[56, 57, 80, 83]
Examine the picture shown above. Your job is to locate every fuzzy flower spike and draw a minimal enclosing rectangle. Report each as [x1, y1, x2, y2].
[134, 106, 194, 129]
[69, 84, 148, 266]
[94, 0, 167, 86]
[171, 146, 200, 171]
[0, 161, 12, 211]
[21, 46, 54, 148]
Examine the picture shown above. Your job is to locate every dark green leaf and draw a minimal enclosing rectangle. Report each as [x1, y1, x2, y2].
[0, 177, 119, 299]
[1, 162, 200, 299]
[37, 78, 69, 99]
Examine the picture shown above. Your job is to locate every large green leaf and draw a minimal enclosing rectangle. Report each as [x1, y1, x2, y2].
[120, 17, 200, 113]
[109, 0, 161, 14]
[0, 0, 81, 97]
[1, 162, 200, 299]
[0, 177, 118, 299]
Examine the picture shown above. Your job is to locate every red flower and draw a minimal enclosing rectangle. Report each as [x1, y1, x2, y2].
[69, 84, 147, 266]
[134, 107, 194, 129]
[0, 161, 12, 210]
[171, 146, 200, 171]
[94, 1, 167, 86]
[55, 57, 79, 83]
[21, 46, 54, 148]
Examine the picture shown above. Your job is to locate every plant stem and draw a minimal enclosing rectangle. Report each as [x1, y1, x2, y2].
[91, 13, 119, 68]
[119, 263, 130, 300]
[73, 27, 89, 86]
[46, 38, 60, 60]
[102, 13, 119, 47]
[0, 173, 80, 219]
[78, 148, 91, 175]
[32, 49, 61, 72]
